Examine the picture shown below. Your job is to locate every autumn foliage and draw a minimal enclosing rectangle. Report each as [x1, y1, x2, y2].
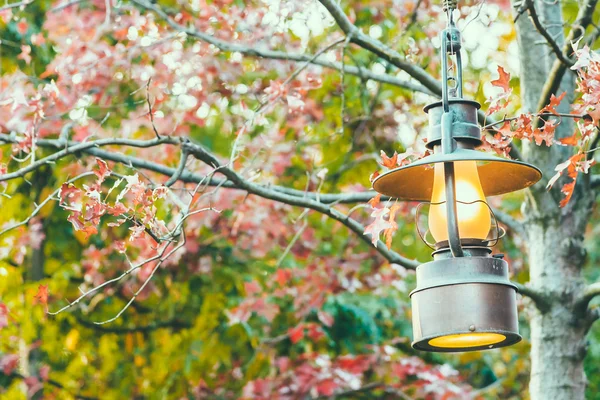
[0, 0, 598, 399]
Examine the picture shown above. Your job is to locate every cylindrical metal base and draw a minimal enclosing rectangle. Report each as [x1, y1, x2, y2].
[424, 99, 482, 149]
[410, 255, 521, 352]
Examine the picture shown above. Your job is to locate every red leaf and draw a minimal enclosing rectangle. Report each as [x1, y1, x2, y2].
[491, 66, 511, 92]
[275, 269, 291, 287]
[307, 323, 325, 341]
[380, 150, 398, 168]
[369, 170, 380, 183]
[0, 303, 10, 329]
[540, 92, 566, 114]
[560, 181, 576, 207]
[17, 19, 28, 35]
[316, 379, 337, 396]
[559, 133, 579, 146]
[244, 281, 261, 296]
[368, 194, 381, 208]
[288, 324, 304, 344]
[34, 285, 49, 311]
[59, 183, 81, 206]
[338, 355, 374, 374]
[533, 119, 558, 146]
[0, 354, 19, 375]
[94, 158, 111, 183]
[81, 225, 98, 239]
[108, 202, 128, 216]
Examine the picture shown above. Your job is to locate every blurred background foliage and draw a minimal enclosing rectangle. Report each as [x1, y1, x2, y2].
[0, 0, 599, 399]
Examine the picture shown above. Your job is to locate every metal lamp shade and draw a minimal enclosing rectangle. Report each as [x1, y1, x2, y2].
[410, 254, 521, 352]
[372, 148, 542, 201]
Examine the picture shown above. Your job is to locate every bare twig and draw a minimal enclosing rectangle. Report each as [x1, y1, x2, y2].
[404, 0, 423, 33]
[130, 0, 430, 95]
[482, 112, 587, 130]
[316, 0, 439, 93]
[0, 135, 178, 182]
[164, 148, 189, 187]
[276, 220, 308, 268]
[525, 0, 575, 69]
[50, 0, 84, 12]
[228, 36, 348, 164]
[0, 0, 33, 11]
[48, 250, 165, 316]
[93, 240, 183, 324]
[0, 172, 95, 238]
[316, 0, 522, 160]
[183, 140, 421, 269]
[145, 79, 161, 139]
[536, 0, 599, 115]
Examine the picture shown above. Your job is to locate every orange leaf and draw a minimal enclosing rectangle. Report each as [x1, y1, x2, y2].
[491, 66, 511, 92]
[559, 180, 576, 207]
[288, 324, 304, 344]
[368, 194, 381, 208]
[540, 92, 566, 114]
[384, 204, 401, 250]
[369, 171, 380, 183]
[34, 285, 49, 312]
[559, 133, 579, 146]
[380, 150, 398, 168]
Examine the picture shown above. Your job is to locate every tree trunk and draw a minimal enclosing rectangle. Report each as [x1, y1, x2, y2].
[512, 1, 594, 398]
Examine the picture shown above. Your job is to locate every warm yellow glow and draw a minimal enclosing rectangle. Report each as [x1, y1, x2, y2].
[428, 161, 491, 242]
[428, 332, 506, 348]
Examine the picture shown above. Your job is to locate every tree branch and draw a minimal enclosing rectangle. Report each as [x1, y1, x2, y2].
[0, 135, 178, 182]
[0, 0, 33, 11]
[574, 282, 600, 314]
[536, 0, 599, 113]
[131, 0, 524, 161]
[0, 134, 419, 269]
[0, 172, 95, 238]
[130, 0, 431, 95]
[182, 141, 420, 269]
[584, 307, 600, 331]
[316, 0, 523, 161]
[513, 282, 552, 312]
[316, 0, 439, 94]
[525, 0, 575, 69]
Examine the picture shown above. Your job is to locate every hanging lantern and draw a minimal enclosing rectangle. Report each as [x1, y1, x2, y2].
[371, 7, 541, 352]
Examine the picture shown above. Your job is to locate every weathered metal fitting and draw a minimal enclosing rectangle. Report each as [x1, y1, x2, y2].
[424, 99, 481, 149]
[410, 255, 521, 352]
[443, 27, 462, 54]
[432, 241, 492, 258]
